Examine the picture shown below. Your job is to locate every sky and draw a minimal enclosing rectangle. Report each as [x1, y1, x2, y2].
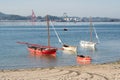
[0, 0, 120, 18]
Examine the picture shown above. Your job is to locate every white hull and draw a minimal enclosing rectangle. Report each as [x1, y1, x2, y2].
[62, 44, 77, 53]
[80, 40, 96, 48]
[62, 50, 76, 54]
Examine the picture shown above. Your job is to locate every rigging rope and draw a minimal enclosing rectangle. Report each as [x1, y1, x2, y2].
[93, 24, 100, 43]
[50, 21, 64, 45]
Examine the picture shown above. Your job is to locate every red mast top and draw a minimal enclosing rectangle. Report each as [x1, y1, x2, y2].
[31, 10, 36, 22]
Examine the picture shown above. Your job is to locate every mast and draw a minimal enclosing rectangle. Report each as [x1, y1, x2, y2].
[89, 16, 93, 42]
[46, 15, 50, 47]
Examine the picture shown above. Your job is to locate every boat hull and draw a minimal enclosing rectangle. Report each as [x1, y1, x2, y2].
[77, 55, 91, 64]
[28, 46, 57, 56]
[62, 50, 76, 54]
[62, 44, 77, 53]
[80, 41, 96, 48]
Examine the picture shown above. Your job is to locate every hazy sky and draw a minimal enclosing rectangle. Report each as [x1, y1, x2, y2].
[0, 0, 120, 18]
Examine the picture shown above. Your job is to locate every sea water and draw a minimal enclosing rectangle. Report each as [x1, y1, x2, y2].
[0, 22, 120, 70]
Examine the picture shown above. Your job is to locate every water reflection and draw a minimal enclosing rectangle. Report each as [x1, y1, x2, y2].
[80, 46, 97, 53]
[62, 50, 77, 54]
[29, 53, 57, 63]
[77, 60, 91, 65]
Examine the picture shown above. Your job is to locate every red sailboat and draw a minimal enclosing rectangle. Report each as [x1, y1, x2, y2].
[17, 15, 60, 56]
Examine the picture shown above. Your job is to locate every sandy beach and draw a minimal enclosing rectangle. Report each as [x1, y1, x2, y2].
[0, 61, 120, 80]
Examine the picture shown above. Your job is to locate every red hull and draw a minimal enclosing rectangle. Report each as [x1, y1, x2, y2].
[28, 46, 57, 56]
[77, 55, 91, 64]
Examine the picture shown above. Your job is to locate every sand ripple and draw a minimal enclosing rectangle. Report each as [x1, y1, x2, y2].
[0, 63, 120, 80]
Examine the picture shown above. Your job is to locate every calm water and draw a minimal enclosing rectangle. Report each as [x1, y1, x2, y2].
[0, 22, 120, 70]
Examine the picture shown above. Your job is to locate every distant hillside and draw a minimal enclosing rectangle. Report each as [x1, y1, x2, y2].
[0, 12, 120, 22]
[0, 12, 29, 20]
[0, 12, 6, 16]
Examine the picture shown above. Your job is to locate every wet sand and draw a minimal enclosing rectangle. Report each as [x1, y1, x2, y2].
[0, 61, 120, 80]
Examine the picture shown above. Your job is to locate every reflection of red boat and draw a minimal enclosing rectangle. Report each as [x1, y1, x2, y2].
[77, 55, 92, 64]
[29, 52, 56, 63]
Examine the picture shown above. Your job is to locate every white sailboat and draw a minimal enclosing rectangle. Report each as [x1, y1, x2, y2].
[80, 17, 100, 49]
[62, 44, 77, 53]
[50, 21, 77, 53]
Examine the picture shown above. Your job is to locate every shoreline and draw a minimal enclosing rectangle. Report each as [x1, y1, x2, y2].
[0, 60, 119, 71]
[0, 60, 120, 80]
